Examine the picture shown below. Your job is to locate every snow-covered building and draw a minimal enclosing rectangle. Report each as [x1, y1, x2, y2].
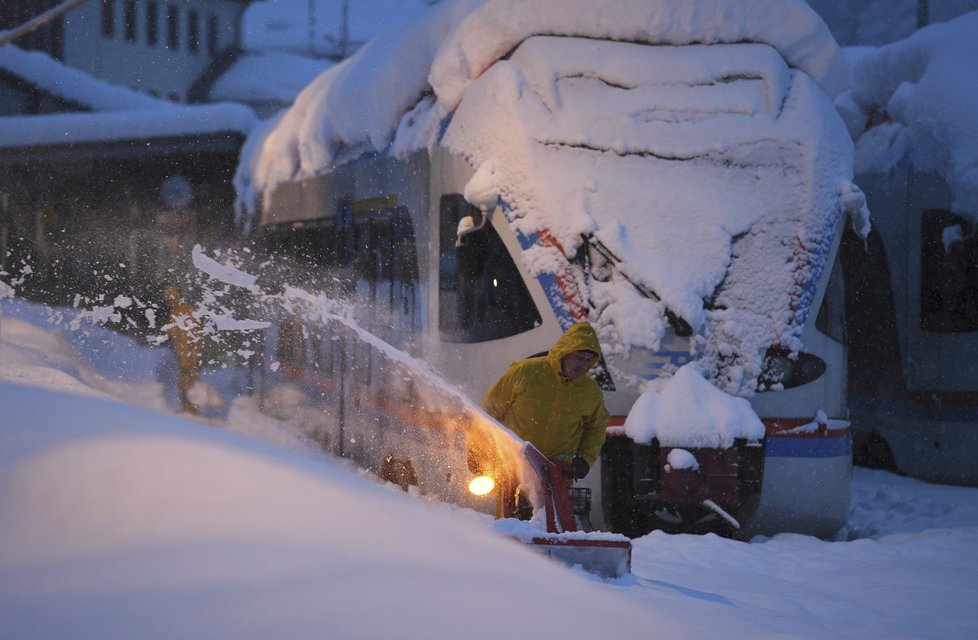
[202, 49, 334, 118]
[243, 0, 436, 60]
[0, 42, 257, 308]
[807, 0, 978, 47]
[835, 11, 978, 485]
[1, 0, 253, 103]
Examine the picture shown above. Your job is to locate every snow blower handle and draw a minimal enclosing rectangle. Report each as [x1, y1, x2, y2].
[550, 455, 589, 480]
[522, 444, 578, 534]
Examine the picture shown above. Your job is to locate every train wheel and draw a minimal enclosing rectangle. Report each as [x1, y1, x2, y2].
[853, 430, 897, 471]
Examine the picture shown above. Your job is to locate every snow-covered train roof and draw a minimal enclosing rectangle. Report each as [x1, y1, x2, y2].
[237, 0, 866, 395]
[237, 0, 848, 207]
[836, 11, 978, 220]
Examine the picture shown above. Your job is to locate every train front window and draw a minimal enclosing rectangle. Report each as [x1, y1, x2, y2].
[439, 194, 542, 343]
[920, 209, 978, 332]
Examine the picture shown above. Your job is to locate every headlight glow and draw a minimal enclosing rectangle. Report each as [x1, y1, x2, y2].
[468, 475, 495, 496]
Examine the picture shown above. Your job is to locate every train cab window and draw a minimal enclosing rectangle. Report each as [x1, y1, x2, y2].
[439, 194, 542, 343]
[920, 209, 978, 332]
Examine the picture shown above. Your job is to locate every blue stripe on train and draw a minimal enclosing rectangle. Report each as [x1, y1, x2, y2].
[766, 434, 852, 459]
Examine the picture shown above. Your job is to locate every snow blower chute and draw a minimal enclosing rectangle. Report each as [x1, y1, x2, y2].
[485, 443, 632, 578]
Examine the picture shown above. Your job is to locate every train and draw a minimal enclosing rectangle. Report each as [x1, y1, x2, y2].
[843, 168, 978, 486]
[833, 17, 978, 489]
[236, 0, 864, 538]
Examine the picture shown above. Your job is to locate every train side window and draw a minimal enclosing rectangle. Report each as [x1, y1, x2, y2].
[349, 207, 421, 346]
[920, 209, 978, 332]
[439, 194, 542, 343]
[815, 254, 846, 343]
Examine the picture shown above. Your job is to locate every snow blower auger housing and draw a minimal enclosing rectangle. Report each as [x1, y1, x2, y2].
[493, 444, 632, 578]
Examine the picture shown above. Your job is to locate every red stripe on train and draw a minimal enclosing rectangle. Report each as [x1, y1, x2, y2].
[607, 416, 850, 438]
[850, 383, 978, 407]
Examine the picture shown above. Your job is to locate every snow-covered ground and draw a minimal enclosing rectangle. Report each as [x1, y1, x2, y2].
[2, 295, 977, 639]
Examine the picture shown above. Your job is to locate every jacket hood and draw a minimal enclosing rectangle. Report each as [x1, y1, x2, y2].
[547, 321, 603, 374]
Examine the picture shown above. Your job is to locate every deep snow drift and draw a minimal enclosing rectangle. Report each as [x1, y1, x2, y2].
[1, 295, 978, 639]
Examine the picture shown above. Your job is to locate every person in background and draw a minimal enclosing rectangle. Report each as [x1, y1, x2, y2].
[163, 284, 203, 415]
[481, 321, 610, 490]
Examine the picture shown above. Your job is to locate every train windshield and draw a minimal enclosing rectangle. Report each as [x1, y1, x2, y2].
[438, 194, 542, 343]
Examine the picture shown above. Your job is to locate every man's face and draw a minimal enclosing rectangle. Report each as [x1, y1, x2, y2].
[561, 350, 595, 380]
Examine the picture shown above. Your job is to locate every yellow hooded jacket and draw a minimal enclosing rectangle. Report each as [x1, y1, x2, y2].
[482, 321, 610, 469]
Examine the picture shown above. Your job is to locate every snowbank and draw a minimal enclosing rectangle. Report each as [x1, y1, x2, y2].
[0, 383, 668, 640]
[3, 292, 978, 640]
[624, 364, 765, 447]
[838, 11, 978, 219]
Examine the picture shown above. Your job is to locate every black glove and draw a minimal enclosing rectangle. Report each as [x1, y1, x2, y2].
[571, 456, 589, 480]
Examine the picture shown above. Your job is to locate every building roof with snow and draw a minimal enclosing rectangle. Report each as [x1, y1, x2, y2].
[204, 50, 334, 118]
[0, 44, 257, 162]
[243, 0, 435, 59]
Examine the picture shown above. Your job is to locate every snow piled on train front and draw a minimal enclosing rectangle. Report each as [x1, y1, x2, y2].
[236, 0, 869, 396]
[437, 33, 865, 396]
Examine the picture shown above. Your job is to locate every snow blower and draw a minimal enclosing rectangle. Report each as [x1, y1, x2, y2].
[485, 443, 632, 578]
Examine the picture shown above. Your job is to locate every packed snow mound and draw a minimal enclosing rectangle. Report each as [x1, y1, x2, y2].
[837, 11, 978, 219]
[624, 364, 764, 447]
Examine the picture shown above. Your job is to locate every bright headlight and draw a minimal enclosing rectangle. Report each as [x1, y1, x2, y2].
[468, 475, 495, 496]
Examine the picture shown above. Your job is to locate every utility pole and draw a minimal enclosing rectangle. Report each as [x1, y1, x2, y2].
[308, 0, 316, 56]
[0, 0, 91, 49]
[917, 0, 930, 29]
[339, 0, 350, 59]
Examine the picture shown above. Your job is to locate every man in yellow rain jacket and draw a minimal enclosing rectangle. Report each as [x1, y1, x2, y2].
[482, 321, 609, 486]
